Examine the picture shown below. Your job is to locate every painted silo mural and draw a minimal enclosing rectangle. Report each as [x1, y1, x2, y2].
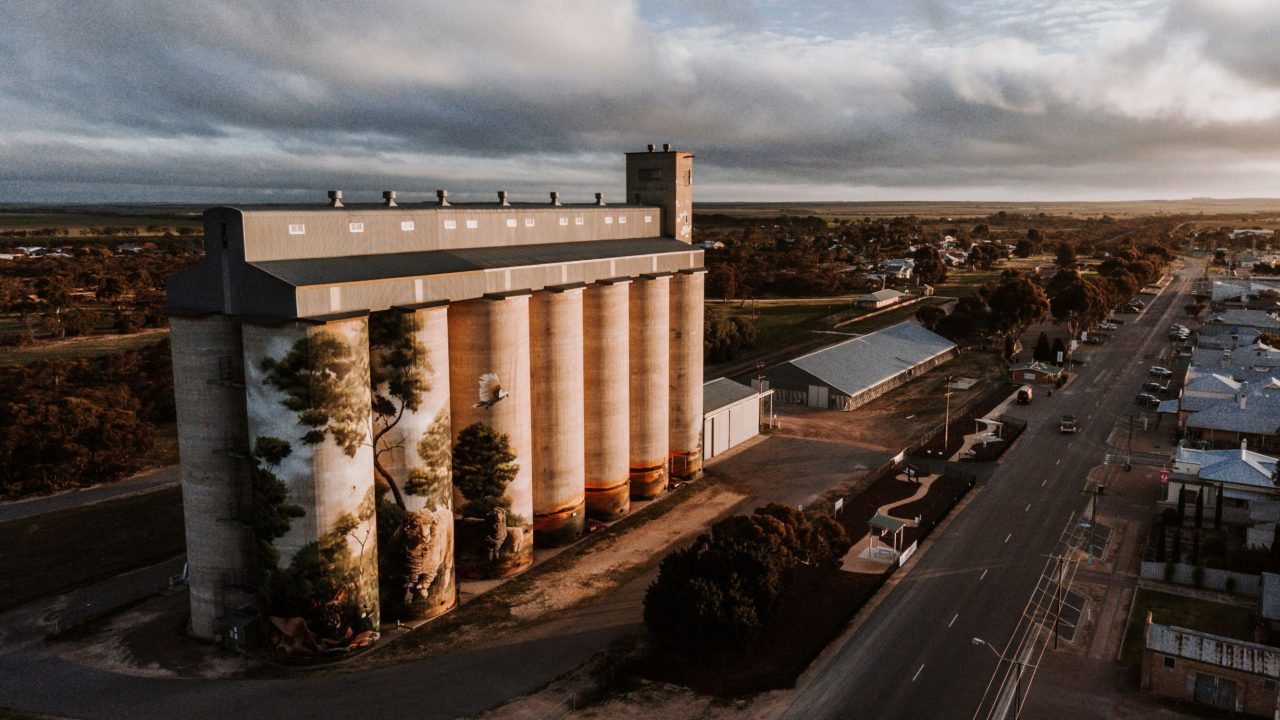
[242, 317, 380, 657]
[368, 306, 456, 622]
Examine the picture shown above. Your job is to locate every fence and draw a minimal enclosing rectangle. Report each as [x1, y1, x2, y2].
[1139, 561, 1262, 598]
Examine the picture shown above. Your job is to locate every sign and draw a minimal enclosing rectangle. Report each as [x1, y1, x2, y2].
[834, 497, 844, 514]
[891, 450, 905, 466]
[1159, 470, 1170, 484]
[899, 540, 919, 567]
[1056, 351, 1064, 363]
[906, 464, 919, 482]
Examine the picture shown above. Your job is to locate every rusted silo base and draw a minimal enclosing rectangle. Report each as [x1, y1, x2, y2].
[456, 549, 533, 581]
[629, 465, 668, 500]
[585, 482, 631, 521]
[669, 450, 703, 482]
[391, 590, 458, 623]
[534, 502, 586, 547]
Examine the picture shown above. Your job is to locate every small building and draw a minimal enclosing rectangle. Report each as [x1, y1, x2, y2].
[881, 258, 914, 279]
[1142, 615, 1280, 717]
[1185, 394, 1280, 453]
[1009, 361, 1064, 386]
[702, 377, 770, 461]
[854, 288, 907, 309]
[764, 321, 957, 411]
[1163, 442, 1280, 526]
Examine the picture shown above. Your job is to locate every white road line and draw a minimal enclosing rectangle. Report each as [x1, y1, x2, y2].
[1055, 459, 1061, 465]
[980, 569, 989, 580]
[1005, 533, 1012, 543]
[1025, 503, 1031, 512]
[949, 613, 958, 628]
[913, 664, 925, 682]
[1042, 479, 1047, 487]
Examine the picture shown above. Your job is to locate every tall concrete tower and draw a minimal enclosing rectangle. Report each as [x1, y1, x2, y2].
[626, 144, 694, 243]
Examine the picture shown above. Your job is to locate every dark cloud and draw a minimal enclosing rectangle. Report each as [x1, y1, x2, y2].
[2, 0, 1280, 202]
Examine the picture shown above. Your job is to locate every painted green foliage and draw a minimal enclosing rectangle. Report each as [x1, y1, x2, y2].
[260, 328, 370, 456]
[247, 436, 303, 571]
[453, 422, 526, 573]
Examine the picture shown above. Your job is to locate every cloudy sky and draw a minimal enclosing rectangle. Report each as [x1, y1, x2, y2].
[3, 0, 1280, 203]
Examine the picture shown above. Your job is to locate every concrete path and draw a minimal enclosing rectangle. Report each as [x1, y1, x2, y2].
[0, 465, 180, 523]
[840, 472, 940, 573]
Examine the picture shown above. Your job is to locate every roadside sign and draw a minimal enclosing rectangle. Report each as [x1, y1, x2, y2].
[1159, 470, 1169, 484]
[834, 497, 844, 515]
[906, 464, 919, 482]
[1056, 351, 1064, 363]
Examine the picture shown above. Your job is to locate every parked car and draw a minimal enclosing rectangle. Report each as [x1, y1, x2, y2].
[1017, 385, 1033, 404]
[1059, 415, 1078, 433]
[1135, 393, 1161, 407]
[1100, 322, 1118, 330]
[1084, 335, 1104, 345]
[1143, 381, 1164, 394]
[1149, 366, 1173, 378]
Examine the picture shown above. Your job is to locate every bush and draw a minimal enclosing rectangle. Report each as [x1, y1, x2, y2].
[1225, 576, 1238, 594]
[1192, 563, 1205, 588]
[1160, 508, 1181, 527]
[1164, 560, 1175, 581]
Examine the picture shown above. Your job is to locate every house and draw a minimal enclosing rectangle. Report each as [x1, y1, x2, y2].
[854, 288, 907, 309]
[1009, 361, 1064, 386]
[1142, 615, 1280, 717]
[941, 250, 968, 267]
[1202, 309, 1280, 341]
[881, 258, 914, 279]
[764, 321, 956, 411]
[1184, 394, 1280, 453]
[1163, 442, 1280, 525]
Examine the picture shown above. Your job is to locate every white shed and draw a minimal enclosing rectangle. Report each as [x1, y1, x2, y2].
[703, 378, 767, 461]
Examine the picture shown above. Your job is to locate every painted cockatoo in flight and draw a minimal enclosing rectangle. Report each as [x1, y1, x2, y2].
[474, 372, 509, 408]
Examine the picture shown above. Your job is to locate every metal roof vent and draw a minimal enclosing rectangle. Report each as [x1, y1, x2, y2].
[328, 190, 344, 208]
[382, 190, 397, 207]
[595, 192, 606, 207]
[549, 191, 561, 206]
[498, 190, 510, 207]
[662, 143, 671, 152]
[436, 189, 450, 207]
[647, 144, 655, 152]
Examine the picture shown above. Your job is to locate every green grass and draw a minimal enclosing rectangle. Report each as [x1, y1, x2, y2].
[710, 300, 843, 351]
[1119, 589, 1258, 667]
[835, 297, 950, 334]
[0, 486, 185, 612]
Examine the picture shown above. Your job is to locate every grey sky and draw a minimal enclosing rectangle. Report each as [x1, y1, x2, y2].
[2, 0, 1279, 203]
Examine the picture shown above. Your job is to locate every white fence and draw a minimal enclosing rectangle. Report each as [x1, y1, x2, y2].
[1139, 561, 1262, 597]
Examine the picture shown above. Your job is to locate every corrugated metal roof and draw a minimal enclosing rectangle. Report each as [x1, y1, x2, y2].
[1147, 621, 1280, 677]
[251, 237, 693, 287]
[784, 321, 956, 397]
[1186, 395, 1280, 435]
[857, 289, 907, 302]
[703, 377, 759, 414]
[218, 201, 663, 213]
[1264, 573, 1280, 621]
[1206, 308, 1280, 330]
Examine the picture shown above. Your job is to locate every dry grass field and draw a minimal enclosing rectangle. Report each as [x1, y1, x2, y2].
[697, 199, 1280, 221]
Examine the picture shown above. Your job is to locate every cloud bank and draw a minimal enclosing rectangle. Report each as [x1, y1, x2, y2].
[2, 0, 1280, 202]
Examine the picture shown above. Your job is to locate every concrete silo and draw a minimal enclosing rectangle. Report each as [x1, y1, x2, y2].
[448, 293, 534, 578]
[669, 269, 706, 481]
[369, 304, 455, 621]
[583, 279, 631, 520]
[629, 274, 671, 499]
[529, 286, 587, 546]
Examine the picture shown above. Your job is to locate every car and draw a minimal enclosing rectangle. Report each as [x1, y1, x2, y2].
[1149, 366, 1173, 377]
[1131, 299, 1146, 308]
[1135, 393, 1161, 407]
[1143, 381, 1164, 394]
[1059, 415, 1078, 433]
[1100, 322, 1118, 330]
[1084, 335, 1103, 345]
[1170, 324, 1187, 332]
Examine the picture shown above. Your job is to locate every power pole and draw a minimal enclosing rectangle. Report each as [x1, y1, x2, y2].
[1125, 413, 1134, 472]
[943, 375, 954, 454]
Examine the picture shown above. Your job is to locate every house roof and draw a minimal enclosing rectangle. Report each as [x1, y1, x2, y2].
[1186, 395, 1280, 435]
[1147, 621, 1280, 676]
[703, 377, 759, 415]
[1205, 308, 1280, 331]
[1010, 361, 1063, 376]
[857, 289, 906, 303]
[1175, 444, 1279, 488]
[781, 321, 956, 398]
[1264, 573, 1280, 622]
[1157, 398, 1180, 414]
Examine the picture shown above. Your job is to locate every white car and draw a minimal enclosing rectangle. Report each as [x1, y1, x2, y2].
[1100, 322, 1118, 330]
[1149, 366, 1173, 378]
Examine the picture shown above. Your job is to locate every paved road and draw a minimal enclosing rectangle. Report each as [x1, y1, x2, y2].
[784, 265, 1196, 719]
[0, 465, 180, 523]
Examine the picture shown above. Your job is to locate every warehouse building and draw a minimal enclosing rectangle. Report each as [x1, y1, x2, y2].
[166, 146, 704, 647]
[702, 377, 771, 461]
[764, 321, 957, 411]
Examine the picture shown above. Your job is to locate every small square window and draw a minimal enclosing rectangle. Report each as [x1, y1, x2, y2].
[644, 215, 652, 223]
[524, 218, 535, 227]
[466, 219, 479, 229]
[618, 216, 627, 224]
[604, 217, 614, 224]
[575, 217, 584, 225]
[288, 223, 306, 235]
[348, 222, 364, 233]
[1267, 679, 1276, 691]
[400, 221, 415, 231]
[1163, 656, 1175, 669]
[559, 217, 568, 226]
[506, 218, 518, 228]
[443, 220, 457, 230]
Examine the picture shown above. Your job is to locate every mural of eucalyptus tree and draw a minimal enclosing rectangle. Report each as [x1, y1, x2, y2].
[368, 310, 455, 619]
[452, 421, 525, 578]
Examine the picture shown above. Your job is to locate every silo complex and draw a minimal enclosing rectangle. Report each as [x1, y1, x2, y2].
[448, 294, 535, 578]
[369, 304, 456, 620]
[582, 279, 631, 520]
[166, 147, 703, 647]
[628, 274, 671, 499]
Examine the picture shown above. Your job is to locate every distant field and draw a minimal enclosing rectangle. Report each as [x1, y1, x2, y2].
[0, 205, 202, 234]
[0, 329, 169, 365]
[697, 199, 1280, 221]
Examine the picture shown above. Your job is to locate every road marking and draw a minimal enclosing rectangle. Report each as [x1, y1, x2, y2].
[1041, 479, 1047, 487]
[913, 664, 925, 682]
[980, 569, 989, 580]
[1025, 503, 1031, 512]
[1005, 533, 1012, 543]
[1055, 459, 1061, 465]
[949, 613, 958, 628]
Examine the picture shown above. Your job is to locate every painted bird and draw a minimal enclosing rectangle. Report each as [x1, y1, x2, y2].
[474, 372, 509, 408]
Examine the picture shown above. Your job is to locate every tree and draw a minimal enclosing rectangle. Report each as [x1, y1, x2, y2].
[368, 310, 428, 508]
[259, 330, 371, 456]
[1033, 332, 1052, 362]
[969, 243, 1001, 270]
[1048, 270, 1108, 332]
[985, 273, 1049, 341]
[912, 246, 947, 285]
[1055, 241, 1077, 269]
[452, 422, 518, 519]
[1051, 337, 1066, 365]
[915, 305, 946, 331]
[1013, 239, 1034, 258]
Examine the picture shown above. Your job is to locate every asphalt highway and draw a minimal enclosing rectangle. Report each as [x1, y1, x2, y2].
[783, 263, 1198, 720]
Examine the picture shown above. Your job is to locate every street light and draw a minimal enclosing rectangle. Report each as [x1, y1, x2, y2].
[973, 637, 1036, 719]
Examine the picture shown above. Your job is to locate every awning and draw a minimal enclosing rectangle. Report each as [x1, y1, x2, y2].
[870, 514, 907, 533]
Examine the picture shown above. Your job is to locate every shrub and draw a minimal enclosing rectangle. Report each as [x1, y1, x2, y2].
[1192, 563, 1205, 588]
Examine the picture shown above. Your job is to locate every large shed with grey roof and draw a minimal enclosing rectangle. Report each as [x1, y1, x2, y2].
[764, 321, 957, 411]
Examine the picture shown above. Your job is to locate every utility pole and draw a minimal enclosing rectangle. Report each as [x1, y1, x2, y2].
[1089, 483, 1102, 564]
[944, 374, 954, 454]
[1125, 413, 1134, 472]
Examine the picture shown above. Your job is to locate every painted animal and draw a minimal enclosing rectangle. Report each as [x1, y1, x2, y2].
[485, 506, 524, 563]
[396, 507, 453, 607]
[474, 372, 509, 408]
